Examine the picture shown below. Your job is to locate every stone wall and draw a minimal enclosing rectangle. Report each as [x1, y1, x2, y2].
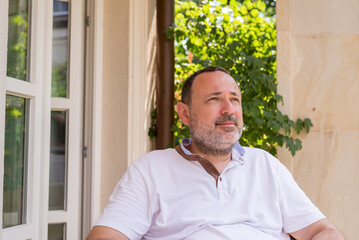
[277, 0, 359, 238]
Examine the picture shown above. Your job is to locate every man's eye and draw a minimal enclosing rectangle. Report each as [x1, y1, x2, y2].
[208, 97, 218, 101]
[231, 98, 240, 102]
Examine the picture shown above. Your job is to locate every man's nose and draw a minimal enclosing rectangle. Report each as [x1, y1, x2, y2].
[220, 99, 235, 115]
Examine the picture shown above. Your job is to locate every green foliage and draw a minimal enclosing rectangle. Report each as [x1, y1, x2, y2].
[7, 9, 29, 80]
[52, 62, 68, 97]
[4, 3, 29, 195]
[165, 0, 312, 156]
[148, 109, 157, 139]
[4, 96, 26, 192]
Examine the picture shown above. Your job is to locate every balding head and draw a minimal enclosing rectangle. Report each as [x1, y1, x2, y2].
[181, 66, 233, 106]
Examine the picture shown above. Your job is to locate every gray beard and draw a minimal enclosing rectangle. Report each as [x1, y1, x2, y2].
[189, 116, 242, 157]
[191, 134, 235, 156]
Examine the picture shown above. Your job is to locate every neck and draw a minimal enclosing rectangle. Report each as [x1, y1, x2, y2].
[188, 142, 232, 173]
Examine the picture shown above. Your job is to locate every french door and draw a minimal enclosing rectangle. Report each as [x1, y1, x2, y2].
[1, 0, 85, 239]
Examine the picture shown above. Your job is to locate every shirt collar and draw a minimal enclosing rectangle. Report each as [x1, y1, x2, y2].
[180, 138, 246, 165]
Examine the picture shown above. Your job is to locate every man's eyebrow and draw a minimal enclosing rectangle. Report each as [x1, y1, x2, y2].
[206, 91, 240, 97]
[230, 91, 240, 96]
[208, 92, 221, 96]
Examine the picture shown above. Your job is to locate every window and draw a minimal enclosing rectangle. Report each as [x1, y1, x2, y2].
[3, 95, 28, 228]
[1, 0, 85, 238]
[7, 0, 30, 82]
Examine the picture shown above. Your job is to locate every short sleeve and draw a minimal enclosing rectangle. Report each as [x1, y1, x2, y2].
[95, 165, 152, 240]
[278, 163, 325, 233]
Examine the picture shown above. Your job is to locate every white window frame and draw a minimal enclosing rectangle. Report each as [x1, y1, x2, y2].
[45, 0, 85, 239]
[0, 0, 85, 239]
[0, 0, 7, 235]
[1, 0, 50, 238]
[82, 0, 104, 236]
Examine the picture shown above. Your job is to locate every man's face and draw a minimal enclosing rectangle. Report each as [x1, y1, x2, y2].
[188, 71, 243, 156]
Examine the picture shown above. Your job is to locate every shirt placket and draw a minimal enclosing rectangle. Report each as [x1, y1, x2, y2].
[217, 175, 228, 200]
[217, 161, 237, 200]
[174, 144, 244, 200]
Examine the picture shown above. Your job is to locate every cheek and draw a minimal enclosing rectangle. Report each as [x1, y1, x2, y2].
[198, 106, 220, 118]
[235, 107, 243, 120]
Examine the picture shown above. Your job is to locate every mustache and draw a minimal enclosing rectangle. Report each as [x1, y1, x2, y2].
[215, 115, 238, 125]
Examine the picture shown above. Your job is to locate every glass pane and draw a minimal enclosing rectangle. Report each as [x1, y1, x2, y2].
[7, 0, 30, 81]
[52, 0, 70, 97]
[49, 111, 67, 210]
[3, 95, 28, 228]
[48, 223, 66, 240]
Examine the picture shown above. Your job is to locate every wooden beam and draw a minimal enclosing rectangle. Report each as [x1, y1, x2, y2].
[156, 0, 174, 149]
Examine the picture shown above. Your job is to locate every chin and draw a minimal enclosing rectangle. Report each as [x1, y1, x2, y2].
[222, 136, 240, 144]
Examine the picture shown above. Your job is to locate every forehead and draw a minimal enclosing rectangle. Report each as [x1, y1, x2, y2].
[191, 71, 240, 97]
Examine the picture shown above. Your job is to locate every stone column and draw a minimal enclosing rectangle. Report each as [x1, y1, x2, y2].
[277, 0, 359, 238]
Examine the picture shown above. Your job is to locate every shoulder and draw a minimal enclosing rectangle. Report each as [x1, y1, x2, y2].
[136, 148, 179, 162]
[240, 147, 285, 175]
[242, 147, 279, 164]
[112, 148, 182, 194]
[130, 148, 182, 170]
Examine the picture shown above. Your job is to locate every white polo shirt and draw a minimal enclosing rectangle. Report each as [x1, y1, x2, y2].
[96, 139, 325, 240]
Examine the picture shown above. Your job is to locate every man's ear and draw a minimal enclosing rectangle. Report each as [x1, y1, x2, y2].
[176, 101, 190, 126]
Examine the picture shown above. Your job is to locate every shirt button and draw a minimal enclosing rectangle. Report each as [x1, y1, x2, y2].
[219, 177, 222, 181]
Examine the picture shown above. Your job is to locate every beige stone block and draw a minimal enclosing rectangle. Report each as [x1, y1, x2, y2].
[277, 146, 294, 173]
[290, 35, 359, 130]
[276, 0, 291, 31]
[277, 31, 292, 117]
[292, 130, 359, 239]
[292, 0, 359, 35]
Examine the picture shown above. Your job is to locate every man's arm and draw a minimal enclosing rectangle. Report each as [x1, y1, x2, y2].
[290, 219, 345, 240]
[86, 226, 130, 240]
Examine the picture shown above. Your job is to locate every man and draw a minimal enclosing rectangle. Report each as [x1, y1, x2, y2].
[87, 67, 345, 240]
